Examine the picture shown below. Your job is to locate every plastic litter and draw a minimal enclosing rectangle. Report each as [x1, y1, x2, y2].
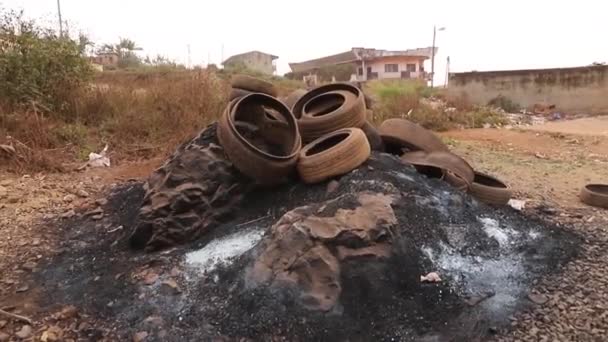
[508, 199, 526, 211]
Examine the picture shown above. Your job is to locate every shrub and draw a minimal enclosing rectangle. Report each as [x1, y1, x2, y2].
[0, 8, 92, 114]
[488, 95, 520, 113]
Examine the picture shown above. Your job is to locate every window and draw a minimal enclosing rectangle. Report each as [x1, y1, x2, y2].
[406, 64, 416, 72]
[384, 64, 398, 73]
[357, 67, 363, 76]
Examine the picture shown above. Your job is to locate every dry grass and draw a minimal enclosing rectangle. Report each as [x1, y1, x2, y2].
[365, 80, 508, 131]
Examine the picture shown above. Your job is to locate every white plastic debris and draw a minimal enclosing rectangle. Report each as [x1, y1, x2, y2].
[420, 272, 442, 283]
[87, 145, 110, 168]
[508, 199, 526, 211]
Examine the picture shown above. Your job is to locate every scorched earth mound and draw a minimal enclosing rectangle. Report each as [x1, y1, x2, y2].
[36, 149, 578, 341]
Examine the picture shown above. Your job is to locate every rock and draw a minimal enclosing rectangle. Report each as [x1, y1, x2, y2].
[420, 272, 442, 283]
[326, 180, 339, 195]
[40, 326, 62, 342]
[130, 123, 251, 251]
[32, 238, 41, 246]
[0, 179, 11, 186]
[15, 284, 29, 293]
[76, 189, 89, 198]
[61, 210, 76, 219]
[63, 194, 76, 203]
[143, 315, 164, 327]
[21, 261, 37, 271]
[15, 325, 32, 339]
[0, 320, 6, 328]
[0, 332, 8, 342]
[143, 272, 159, 285]
[91, 213, 104, 220]
[0, 185, 7, 198]
[169, 267, 181, 277]
[84, 207, 103, 217]
[528, 293, 549, 305]
[58, 305, 78, 319]
[133, 331, 148, 342]
[247, 192, 398, 311]
[7, 196, 20, 204]
[95, 198, 108, 206]
[161, 279, 181, 294]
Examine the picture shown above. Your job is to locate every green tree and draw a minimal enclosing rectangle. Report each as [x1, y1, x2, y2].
[0, 8, 92, 114]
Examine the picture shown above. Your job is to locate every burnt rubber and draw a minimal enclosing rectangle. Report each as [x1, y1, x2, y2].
[401, 151, 474, 186]
[231, 75, 278, 96]
[217, 93, 301, 186]
[361, 120, 384, 152]
[293, 83, 366, 142]
[229, 88, 253, 101]
[283, 89, 308, 110]
[470, 171, 512, 206]
[580, 184, 608, 209]
[297, 128, 371, 184]
[379, 118, 449, 154]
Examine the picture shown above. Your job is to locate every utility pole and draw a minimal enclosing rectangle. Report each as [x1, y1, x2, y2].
[57, 0, 63, 37]
[430, 26, 445, 88]
[187, 44, 192, 69]
[444, 56, 450, 88]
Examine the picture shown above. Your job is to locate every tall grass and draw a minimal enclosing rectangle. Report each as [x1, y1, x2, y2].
[365, 79, 508, 131]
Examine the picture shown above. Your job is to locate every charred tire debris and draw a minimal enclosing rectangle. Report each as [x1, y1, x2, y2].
[579, 184, 608, 209]
[133, 75, 519, 250]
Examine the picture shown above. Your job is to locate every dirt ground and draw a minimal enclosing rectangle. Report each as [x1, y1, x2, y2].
[1, 119, 608, 341]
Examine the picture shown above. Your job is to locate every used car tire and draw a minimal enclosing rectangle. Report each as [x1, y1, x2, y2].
[470, 171, 512, 206]
[401, 151, 474, 186]
[229, 88, 253, 101]
[361, 120, 384, 152]
[231, 75, 278, 97]
[293, 83, 366, 142]
[379, 118, 449, 154]
[580, 184, 608, 209]
[297, 128, 371, 184]
[217, 93, 301, 186]
[283, 88, 307, 110]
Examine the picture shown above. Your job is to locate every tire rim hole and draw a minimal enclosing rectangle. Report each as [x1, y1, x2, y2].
[414, 165, 444, 179]
[306, 132, 350, 156]
[474, 174, 507, 188]
[304, 93, 345, 117]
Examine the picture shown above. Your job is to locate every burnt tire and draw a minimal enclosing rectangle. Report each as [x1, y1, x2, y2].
[401, 151, 474, 186]
[231, 75, 278, 96]
[379, 118, 449, 154]
[283, 89, 307, 110]
[217, 93, 301, 186]
[470, 172, 512, 206]
[361, 120, 384, 152]
[229, 88, 253, 101]
[580, 184, 608, 209]
[297, 128, 371, 184]
[293, 83, 366, 142]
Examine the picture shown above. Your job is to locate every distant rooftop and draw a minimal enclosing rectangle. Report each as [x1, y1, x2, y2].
[289, 47, 436, 73]
[222, 50, 279, 65]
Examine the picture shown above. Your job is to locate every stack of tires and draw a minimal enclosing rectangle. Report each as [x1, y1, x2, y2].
[220, 77, 379, 187]
[220, 75, 512, 206]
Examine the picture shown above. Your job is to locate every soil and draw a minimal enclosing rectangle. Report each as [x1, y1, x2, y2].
[1, 119, 607, 341]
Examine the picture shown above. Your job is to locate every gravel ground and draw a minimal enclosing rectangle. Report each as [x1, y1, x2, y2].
[495, 208, 608, 341]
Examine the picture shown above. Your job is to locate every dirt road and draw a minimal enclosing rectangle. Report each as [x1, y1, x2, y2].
[525, 116, 608, 136]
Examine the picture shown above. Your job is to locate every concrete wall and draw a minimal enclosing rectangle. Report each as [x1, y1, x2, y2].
[225, 52, 275, 75]
[448, 66, 608, 114]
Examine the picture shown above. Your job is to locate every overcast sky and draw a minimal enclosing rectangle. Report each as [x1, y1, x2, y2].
[3, 0, 607, 84]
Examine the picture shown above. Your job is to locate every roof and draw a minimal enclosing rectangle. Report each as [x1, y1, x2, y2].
[289, 47, 436, 73]
[222, 50, 279, 65]
[289, 50, 358, 73]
